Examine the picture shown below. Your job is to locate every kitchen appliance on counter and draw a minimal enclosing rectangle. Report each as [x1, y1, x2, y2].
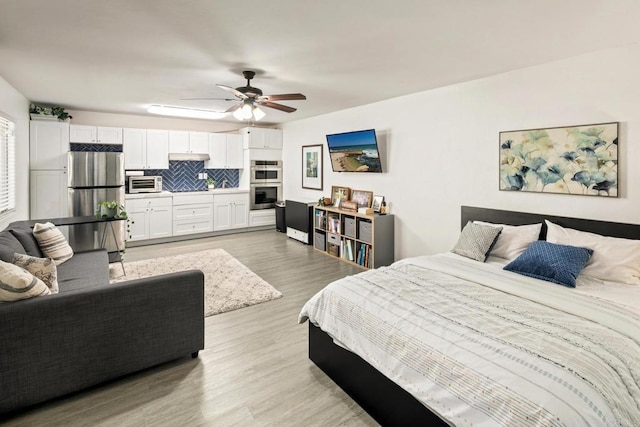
[68, 152, 125, 253]
[250, 160, 282, 210]
[128, 175, 163, 193]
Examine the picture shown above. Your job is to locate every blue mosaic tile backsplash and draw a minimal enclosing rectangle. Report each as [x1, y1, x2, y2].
[71, 143, 123, 152]
[144, 161, 239, 192]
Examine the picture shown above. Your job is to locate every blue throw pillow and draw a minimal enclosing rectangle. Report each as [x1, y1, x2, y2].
[503, 241, 593, 288]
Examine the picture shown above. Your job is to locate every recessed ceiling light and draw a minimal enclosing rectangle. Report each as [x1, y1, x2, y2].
[147, 105, 226, 120]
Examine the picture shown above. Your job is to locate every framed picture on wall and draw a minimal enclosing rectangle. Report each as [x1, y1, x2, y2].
[302, 145, 323, 190]
[499, 122, 619, 197]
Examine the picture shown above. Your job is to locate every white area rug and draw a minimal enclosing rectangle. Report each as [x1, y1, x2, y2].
[109, 249, 282, 316]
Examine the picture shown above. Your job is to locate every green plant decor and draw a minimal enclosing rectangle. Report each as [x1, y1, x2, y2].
[29, 103, 73, 121]
[95, 201, 133, 260]
[206, 178, 216, 188]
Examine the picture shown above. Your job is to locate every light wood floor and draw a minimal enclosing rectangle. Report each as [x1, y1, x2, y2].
[2, 230, 379, 427]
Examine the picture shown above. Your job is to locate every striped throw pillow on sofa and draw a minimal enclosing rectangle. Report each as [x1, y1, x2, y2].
[32, 222, 73, 265]
[0, 260, 50, 301]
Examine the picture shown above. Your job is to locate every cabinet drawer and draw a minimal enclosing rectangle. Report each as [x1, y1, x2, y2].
[172, 194, 213, 205]
[359, 220, 372, 243]
[173, 218, 213, 235]
[173, 203, 213, 220]
[327, 232, 341, 246]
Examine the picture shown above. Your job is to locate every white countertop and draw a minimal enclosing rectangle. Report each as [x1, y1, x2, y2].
[125, 188, 248, 199]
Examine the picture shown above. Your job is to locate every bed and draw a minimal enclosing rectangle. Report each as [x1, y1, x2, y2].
[299, 206, 640, 426]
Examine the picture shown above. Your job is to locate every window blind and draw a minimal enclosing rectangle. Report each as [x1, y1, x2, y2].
[0, 116, 16, 215]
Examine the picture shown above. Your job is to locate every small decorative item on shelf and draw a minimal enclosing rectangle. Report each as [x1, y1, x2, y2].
[206, 178, 216, 190]
[371, 195, 385, 213]
[341, 200, 358, 212]
[29, 104, 73, 121]
[380, 201, 387, 215]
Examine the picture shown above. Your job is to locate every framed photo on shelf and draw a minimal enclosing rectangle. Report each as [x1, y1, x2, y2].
[331, 186, 351, 206]
[302, 144, 323, 190]
[371, 195, 385, 212]
[351, 189, 373, 208]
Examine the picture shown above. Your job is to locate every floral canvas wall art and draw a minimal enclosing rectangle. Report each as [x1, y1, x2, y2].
[499, 122, 618, 197]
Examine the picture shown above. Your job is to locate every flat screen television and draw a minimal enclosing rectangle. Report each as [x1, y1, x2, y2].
[326, 129, 382, 172]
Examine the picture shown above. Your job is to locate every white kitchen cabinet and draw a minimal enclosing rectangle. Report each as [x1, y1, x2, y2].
[206, 133, 243, 169]
[70, 125, 122, 144]
[249, 209, 276, 227]
[213, 193, 249, 231]
[123, 128, 169, 169]
[30, 170, 68, 219]
[125, 197, 173, 241]
[241, 127, 283, 149]
[29, 121, 70, 170]
[172, 193, 213, 236]
[168, 131, 209, 154]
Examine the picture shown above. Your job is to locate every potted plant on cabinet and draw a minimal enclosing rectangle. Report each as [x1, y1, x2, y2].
[29, 104, 73, 121]
[206, 178, 216, 190]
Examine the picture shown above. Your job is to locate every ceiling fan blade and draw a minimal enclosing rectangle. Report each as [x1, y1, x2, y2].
[224, 103, 242, 113]
[259, 101, 297, 113]
[260, 93, 306, 101]
[216, 84, 248, 99]
[180, 97, 237, 101]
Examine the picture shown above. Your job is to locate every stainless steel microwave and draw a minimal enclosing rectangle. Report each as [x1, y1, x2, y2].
[250, 160, 282, 184]
[128, 176, 162, 193]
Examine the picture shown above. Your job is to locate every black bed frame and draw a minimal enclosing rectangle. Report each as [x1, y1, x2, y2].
[308, 205, 640, 426]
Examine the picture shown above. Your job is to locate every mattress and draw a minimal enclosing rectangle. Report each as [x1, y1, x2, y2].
[299, 253, 640, 426]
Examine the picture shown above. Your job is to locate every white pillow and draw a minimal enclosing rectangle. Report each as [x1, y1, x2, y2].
[545, 220, 640, 285]
[474, 221, 542, 260]
[13, 253, 59, 294]
[32, 222, 73, 265]
[0, 260, 51, 301]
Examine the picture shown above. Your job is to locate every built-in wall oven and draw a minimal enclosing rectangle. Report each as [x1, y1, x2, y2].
[250, 160, 282, 210]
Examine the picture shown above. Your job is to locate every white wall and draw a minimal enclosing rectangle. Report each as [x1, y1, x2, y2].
[0, 75, 30, 228]
[67, 109, 244, 133]
[282, 44, 640, 260]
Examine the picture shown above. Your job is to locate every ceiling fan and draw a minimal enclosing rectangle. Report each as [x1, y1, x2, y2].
[185, 70, 306, 121]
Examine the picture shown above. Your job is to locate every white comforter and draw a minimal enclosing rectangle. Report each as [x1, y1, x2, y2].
[299, 253, 640, 427]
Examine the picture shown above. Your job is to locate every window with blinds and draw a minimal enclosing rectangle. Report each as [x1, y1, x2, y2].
[0, 115, 16, 217]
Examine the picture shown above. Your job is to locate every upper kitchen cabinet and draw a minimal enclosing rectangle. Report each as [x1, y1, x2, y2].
[169, 131, 209, 154]
[70, 125, 122, 144]
[205, 133, 243, 169]
[30, 121, 70, 170]
[123, 128, 169, 169]
[241, 127, 283, 149]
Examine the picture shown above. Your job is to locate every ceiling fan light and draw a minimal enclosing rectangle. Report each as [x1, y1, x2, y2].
[253, 106, 266, 121]
[233, 108, 245, 120]
[240, 103, 253, 120]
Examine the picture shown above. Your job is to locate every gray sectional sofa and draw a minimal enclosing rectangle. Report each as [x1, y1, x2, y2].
[0, 221, 205, 415]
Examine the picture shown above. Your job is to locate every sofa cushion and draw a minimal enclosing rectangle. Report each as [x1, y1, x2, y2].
[13, 253, 59, 294]
[0, 231, 25, 262]
[32, 222, 73, 265]
[0, 260, 51, 301]
[56, 250, 110, 292]
[9, 228, 43, 258]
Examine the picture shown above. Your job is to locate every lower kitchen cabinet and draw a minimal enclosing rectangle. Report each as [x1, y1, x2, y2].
[126, 197, 173, 241]
[213, 193, 249, 231]
[172, 194, 214, 236]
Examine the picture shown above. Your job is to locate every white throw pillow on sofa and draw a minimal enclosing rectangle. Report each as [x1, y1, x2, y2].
[13, 253, 59, 294]
[32, 222, 73, 265]
[0, 260, 51, 301]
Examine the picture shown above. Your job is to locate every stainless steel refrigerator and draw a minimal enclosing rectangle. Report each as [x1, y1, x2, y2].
[67, 152, 125, 253]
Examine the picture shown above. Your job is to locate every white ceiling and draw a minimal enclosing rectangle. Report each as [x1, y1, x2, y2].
[2, 0, 639, 125]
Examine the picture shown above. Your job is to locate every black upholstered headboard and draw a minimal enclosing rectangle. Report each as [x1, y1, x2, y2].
[461, 206, 640, 241]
